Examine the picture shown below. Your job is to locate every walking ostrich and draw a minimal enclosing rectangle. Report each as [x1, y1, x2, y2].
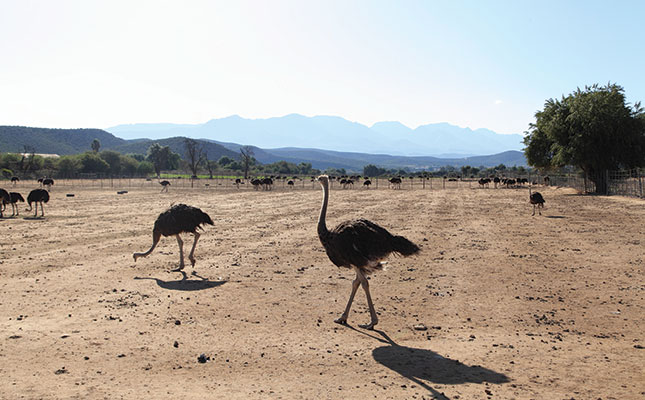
[26, 188, 49, 217]
[11, 177, 19, 185]
[4, 192, 25, 216]
[133, 204, 214, 271]
[159, 180, 171, 192]
[316, 175, 420, 329]
[363, 179, 371, 189]
[0, 188, 9, 217]
[529, 187, 545, 216]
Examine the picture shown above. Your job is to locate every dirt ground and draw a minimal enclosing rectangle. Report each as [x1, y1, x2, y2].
[1, 181, 643, 399]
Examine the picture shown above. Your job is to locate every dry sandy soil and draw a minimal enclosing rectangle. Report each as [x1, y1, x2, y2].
[1, 181, 643, 399]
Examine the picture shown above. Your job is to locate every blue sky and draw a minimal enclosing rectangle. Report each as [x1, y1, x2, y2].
[1, 0, 643, 135]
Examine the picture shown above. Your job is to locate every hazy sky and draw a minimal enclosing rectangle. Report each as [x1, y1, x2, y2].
[1, 0, 643, 134]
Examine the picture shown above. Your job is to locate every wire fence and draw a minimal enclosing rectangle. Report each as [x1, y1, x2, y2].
[4, 170, 643, 198]
[538, 169, 644, 198]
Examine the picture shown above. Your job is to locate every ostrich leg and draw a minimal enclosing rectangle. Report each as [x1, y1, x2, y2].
[40, 201, 45, 217]
[188, 231, 200, 267]
[335, 273, 361, 325]
[172, 234, 185, 271]
[532, 204, 536, 216]
[358, 270, 379, 330]
[34, 202, 38, 217]
[133, 231, 161, 261]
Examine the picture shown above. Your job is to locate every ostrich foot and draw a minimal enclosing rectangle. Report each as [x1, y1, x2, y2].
[359, 321, 377, 330]
[171, 264, 185, 272]
[334, 316, 348, 325]
[189, 257, 196, 267]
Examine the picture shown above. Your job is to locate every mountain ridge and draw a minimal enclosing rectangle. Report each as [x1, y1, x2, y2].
[107, 114, 524, 157]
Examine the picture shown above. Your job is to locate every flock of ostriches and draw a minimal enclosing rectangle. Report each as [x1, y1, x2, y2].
[2, 174, 545, 328]
[0, 177, 53, 218]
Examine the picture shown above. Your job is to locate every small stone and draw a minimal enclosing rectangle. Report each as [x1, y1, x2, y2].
[173, 341, 179, 348]
[175, 320, 181, 325]
[197, 354, 209, 363]
[413, 324, 428, 331]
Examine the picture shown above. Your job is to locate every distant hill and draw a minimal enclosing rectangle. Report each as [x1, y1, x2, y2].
[107, 114, 525, 157]
[0, 126, 126, 155]
[0, 126, 237, 161]
[0, 125, 527, 170]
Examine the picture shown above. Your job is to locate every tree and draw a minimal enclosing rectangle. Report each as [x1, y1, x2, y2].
[184, 138, 205, 182]
[524, 83, 645, 193]
[363, 164, 386, 177]
[99, 150, 122, 175]
[146, 143, 177, 178]
[57, 155, 81, 177]
[79, 153, 109, 174]
[239, 146, 255, 179]
[91, 139, 101, 153]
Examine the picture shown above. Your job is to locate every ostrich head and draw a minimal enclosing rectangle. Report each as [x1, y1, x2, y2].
[317, 175, 330, 187]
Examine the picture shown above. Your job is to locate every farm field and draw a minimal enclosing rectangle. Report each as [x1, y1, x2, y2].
[0, 183, 643, 399]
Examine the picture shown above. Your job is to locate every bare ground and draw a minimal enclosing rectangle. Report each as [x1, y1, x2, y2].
[0, 182, 643, 399]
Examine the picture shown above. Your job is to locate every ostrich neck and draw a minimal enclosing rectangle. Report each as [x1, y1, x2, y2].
[318, 182, 329, 237]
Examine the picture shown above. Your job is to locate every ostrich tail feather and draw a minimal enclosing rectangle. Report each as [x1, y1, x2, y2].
[392, 235, 421, 256]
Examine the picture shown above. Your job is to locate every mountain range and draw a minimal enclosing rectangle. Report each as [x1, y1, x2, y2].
[107, 114, 525, 157]
[1, 114, 528, 171]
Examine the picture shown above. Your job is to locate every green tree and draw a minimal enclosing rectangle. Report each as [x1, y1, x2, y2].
[79, 153, 110, 174]
[524, 83, 645, 193]
[363, 164, 386, 177]
[121, 155, 139, 176]
[57, 155, 82, 177]
[218, 156, 233, 167]
[137, 161, 154, 176]
[100, 150, 122, 175]
[146, 143, 178, 177]
[91, 139, 101, 153]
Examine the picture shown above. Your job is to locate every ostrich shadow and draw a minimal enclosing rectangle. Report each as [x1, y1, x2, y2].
[545, 215, 565, 219]
[348, 327, 509, 399]
[134, 270, 226, 291]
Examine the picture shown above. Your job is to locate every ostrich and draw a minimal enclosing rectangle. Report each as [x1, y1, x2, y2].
[26, 188, 49, 217]
[0, 188, 9, 218]
[287, 180, 295, 188]
[388, 177, 402, 190]
[493, 176, 500, 188]
[529, 187, 545, 216]
[133, 204, 214, 271]
[261, 177, 273, 191]
[4, 192, 25, 216]
[42, 178, 54, 191]
[316, 175, 420, 329]
[11, 177, 19, 185]
[160, 180, 171, 192]
[363, 179, 372, 189]
[251, 178, 262, 190]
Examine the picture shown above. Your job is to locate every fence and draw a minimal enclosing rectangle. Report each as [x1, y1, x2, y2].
[539, 169, 644, 198]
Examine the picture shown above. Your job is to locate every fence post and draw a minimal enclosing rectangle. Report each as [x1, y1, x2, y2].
[605, 170, 610, 195]
[639, 170, 643, 198]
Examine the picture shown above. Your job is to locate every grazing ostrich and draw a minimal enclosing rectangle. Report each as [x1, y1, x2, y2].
[261, 177, 273, 191]
[363, 179, 372, 189]
[11, 177, 19, 185]
[251, 178, 262, 190]
[388, 177, 402, 190]
[0, 188, 9, 218]
[26, 188, 49, 217]
[316, 175, 420, 329]
[133, 204, 214, 271]
[4, 192, 25, 216]
[160, 180, 171, 192]
[529, 187, 545, 216]
[287, 180, 295, 188]
[42, 178, 54, 191]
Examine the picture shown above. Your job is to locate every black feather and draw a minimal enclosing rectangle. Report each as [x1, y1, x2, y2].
[530, 192, 545, 204]
[27, 189, 49, 205]
[153, 204, 214, 237]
